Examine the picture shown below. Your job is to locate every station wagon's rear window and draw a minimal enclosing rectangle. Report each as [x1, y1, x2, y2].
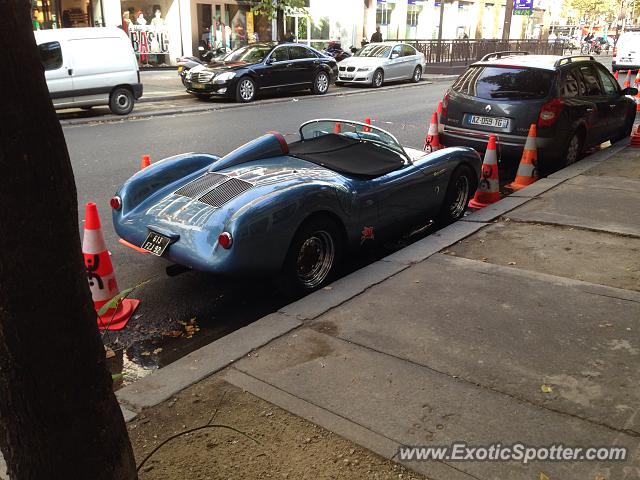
[452, 66, 554, 100]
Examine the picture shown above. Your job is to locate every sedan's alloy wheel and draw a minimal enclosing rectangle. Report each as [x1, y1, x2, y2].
[373, 70, 384, 88]
[316, 73, 329, 93]
[239, 79, 255, 101]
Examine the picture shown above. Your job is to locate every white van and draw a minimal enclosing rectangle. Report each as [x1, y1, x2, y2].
[613, 31, 640, 72]
[34, 27, 142, 115]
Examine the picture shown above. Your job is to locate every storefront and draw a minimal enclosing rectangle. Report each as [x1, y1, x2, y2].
[32, 0, 105, 29]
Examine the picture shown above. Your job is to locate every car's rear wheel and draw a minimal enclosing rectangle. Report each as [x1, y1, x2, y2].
[563, 130, 584, 167]
[436, 165, 475, 227]
[372, 69, 384, 88]
[411, 65, 422, 83]
[311, 71, 330, 95]
[109, 87, 134, 115]
[236, 77, 256, 102]
[283, 216, 343, 294]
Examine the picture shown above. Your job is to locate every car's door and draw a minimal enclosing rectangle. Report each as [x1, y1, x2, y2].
[575, 64, 613, 144]
[258, 46, 291, 89]
[38, 40, 74, 107]
[386, 44, 404, 80]
[287, 45, 318, 87]
[594, 63, 629, 134]
[399, 44, 419, 78]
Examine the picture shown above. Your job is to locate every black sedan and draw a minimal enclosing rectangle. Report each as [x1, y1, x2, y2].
[185, 42, 338, 102]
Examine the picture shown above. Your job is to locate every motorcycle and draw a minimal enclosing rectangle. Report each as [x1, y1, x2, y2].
[322, 40, 351, 62]
[177, 46, 227, 87]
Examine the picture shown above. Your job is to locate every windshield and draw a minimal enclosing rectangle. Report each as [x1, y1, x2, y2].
[452, 66, 554, 100]
[299, 120, 407, 160]
[355, 44, 391, 58]
[222, 45, 273, 64]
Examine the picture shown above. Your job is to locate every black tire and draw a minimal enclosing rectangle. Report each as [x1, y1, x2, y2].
[282, 216, 343, 294]
[372, 69, 384, 88]
[436, 165, 475, 227]
[611, 112, 635, 143]
[109, 87, 134, 115]
[562, 130, 584, 167]
[311, 71, 330, 95]
[411, 65, 422, 83]
[235, 76, 256, 102]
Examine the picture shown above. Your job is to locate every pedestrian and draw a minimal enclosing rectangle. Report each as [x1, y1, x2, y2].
[371, 26, 383, 43]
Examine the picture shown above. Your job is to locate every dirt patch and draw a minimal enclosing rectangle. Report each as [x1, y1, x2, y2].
[129, 374, 425, 480]
[446, 221, 640, 291]
[584, 149, 640, 180]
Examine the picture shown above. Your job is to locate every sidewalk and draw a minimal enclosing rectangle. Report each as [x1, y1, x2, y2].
[116, 140, 640, 478]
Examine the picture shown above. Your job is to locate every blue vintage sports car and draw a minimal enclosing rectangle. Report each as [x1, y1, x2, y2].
[111, 119, 481, 292]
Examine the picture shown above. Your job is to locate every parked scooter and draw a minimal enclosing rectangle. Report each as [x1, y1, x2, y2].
[322, 40, 351, 62]
[177, 46, 227, 86]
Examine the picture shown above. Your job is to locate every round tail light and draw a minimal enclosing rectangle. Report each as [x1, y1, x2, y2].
[218, 232, 233, 249]
[110, 196, 122, 210]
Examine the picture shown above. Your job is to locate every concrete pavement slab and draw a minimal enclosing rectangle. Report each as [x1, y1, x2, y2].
[383, 220, 489, 265]
[547, 141, 629, 180]
[463, 196, 530, 222]
[508, 178, 565, 198]
[120, 405, 137, 423]
[583, 148, 640, 180]
[447, 221, 640, 292]
[233, 327, 639, 480]
[308, 253, 640, 434]
[506, 175, 640, 237]
[116, 312, 301, 410]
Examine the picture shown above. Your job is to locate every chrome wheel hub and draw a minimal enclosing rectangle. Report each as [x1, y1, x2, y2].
[296, 231, 335, 289]
[240, 80, 254, 101]
[116, 93, 130, 109]
[450, 175, 470, 218]
[317, 74, 329, 92]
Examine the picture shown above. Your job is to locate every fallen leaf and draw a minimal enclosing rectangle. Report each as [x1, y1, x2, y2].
[141, 351, 151, 356]
[105, 347, 116, 359]
[508, 261, 517, 265]
[539, 473, 550, 480]
[541, 384, 553, 393]
[153, 348, 163, 355]
[323, 286, 333, 290]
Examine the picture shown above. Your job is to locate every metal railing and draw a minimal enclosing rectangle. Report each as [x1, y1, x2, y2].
[398, 39, 569, 66]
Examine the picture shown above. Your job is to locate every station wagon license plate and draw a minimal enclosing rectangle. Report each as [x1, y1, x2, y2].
[468, 115, 510, 129]
[192, 82, 206, 89]
[141, 231, 171, 256]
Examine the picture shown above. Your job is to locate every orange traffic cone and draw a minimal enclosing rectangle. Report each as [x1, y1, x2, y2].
[630, 124, 640, 148]
[469, 135, 500, 209]
[423, 111, 443, 152]
[614, 70, 620, 81]
[363, 117, 372, 132]
[436, 100, 443, 125]
[506, 124, 539, 191]
[333, 122, 342, 134]
[624, 70, 631, 88]
[636, 90, 640, 112]
[140, 154, 151, 170]
[83, 203, 139, 330]
[635, 70, 640, 85]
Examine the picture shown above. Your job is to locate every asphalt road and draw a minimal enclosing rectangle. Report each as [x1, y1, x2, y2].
[63, 80, 450, 382]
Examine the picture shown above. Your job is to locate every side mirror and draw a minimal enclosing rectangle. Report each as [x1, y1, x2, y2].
[266, 57, 274, 65]
[390, 52, 399, 59]
[621, 86, 638, 96]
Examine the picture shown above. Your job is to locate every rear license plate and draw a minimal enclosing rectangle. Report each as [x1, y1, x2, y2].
[468, 115, 510, 129]
[141, 231, 171, 256]
[192, 82, 206, 89]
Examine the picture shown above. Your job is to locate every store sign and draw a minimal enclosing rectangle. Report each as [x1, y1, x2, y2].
[513, 0, 533, 15]
[129, 25, 169, 56]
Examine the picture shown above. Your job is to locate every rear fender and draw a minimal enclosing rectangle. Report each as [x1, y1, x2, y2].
[413, 147, 482, 184]
[117, 153, 219, 214]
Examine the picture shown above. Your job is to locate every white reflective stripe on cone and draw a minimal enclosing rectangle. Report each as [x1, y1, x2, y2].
[484, 149, 498, 165]
[88, 271, 119, 302]
[516, 162, 536, 177]
[82, 229, 108, 255]
[524, 135, 537, 151]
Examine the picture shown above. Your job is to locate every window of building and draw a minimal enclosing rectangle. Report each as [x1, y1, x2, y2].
[38, 41, 63, 70]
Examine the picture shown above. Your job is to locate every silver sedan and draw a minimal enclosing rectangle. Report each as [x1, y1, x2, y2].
[336, 42, 426, 88]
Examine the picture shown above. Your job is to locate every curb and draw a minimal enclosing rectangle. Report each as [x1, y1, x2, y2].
[114, 137, 630, 422]
[60, 80, 437, 127]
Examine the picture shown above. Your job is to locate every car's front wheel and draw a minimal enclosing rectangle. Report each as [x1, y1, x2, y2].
[436, 165, 475, 227]
[372, 69, 384, 88]
[283, 216, 343, 294]
[312, 71, 330, 95]
[109, 87, 134, 115]
[236, 77, 257, 102]
[411, 65, 422, 83]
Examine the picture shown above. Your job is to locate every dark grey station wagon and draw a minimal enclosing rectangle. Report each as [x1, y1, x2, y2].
[440, 52, 638, 170]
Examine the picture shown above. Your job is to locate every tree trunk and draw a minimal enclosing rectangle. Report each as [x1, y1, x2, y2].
[0, 2, 137, 479]
[277, 8, 285, 42]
